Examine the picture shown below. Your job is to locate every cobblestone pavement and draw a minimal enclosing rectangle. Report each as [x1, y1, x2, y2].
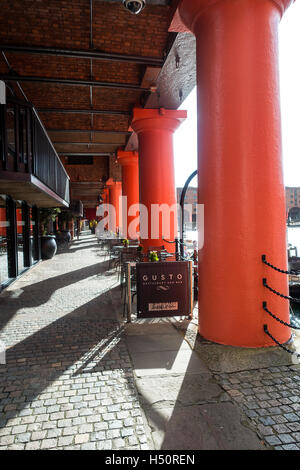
[0, 236, 149, 450]
[173, 315, 300, 450]
[213, 366, 300, 450]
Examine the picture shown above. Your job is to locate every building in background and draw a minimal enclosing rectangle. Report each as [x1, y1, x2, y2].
[176, 187, 197, 231]
[286, 187, 300, 224]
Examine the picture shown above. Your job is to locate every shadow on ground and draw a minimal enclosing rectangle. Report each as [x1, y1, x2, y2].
[0, 285, 134, 430]
[125, 321, 267, 450]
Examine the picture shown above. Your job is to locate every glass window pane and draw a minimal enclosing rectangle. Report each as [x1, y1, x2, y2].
[0, 195, 10, 285]
[6, 105, 15, 158]
[19, 107, 27, 164]
[16, 204, 25, 274]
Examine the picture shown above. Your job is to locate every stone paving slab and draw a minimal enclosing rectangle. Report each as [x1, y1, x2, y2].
[125, 322, 179, 336]
[130, 350, 210, 377]
[126, 334, 190, 353]
[144, 402, 266, 450]
[135, 374, 226, 408]
[192, 343, 292, 373]
[125, 321, 265, 450]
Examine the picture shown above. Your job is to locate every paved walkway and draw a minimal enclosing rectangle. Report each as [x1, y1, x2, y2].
[0, 236, 147, 450]
[0, 234, 298, 450]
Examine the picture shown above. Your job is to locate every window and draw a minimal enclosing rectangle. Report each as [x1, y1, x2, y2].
[66, 156, 94, 165]
[6, 104, 15, 159]
[0, 195, 10, 285]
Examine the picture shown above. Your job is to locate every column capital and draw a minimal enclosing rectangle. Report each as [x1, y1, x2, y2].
[106, 178, 122, 188]
[178, 0, 294, 32]
[131, 107, 187, 134]
[117, 150, 139, 167]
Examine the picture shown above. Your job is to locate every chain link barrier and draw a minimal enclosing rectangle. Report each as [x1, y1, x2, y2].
[261, 255, 298, 275]
[262, 254, 300, 350]
[263, 301, 300, 330]
[263, 278, 300, 303]
[263, 324, 300, 358]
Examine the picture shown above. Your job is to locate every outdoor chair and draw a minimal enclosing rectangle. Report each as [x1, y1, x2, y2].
[105, 239, 121, 265]
[119, 248, 139, 292]
[123, 262, 137, 318]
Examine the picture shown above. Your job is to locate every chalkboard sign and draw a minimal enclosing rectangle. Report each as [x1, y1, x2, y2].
[136, 261, 190, 318]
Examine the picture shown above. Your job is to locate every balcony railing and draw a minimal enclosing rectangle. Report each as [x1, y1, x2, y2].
[0, 97, 70, 205]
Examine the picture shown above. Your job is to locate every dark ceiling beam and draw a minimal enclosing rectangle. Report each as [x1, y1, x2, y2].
[53, 142, 119, 145]
[48, 129, 132, 134]
[0, 75, 149, 91]
[59, 152, 112, 156]
[0, 44, 164, 67]
[37, 108, 131, 116]
[107, 0, 170, 4]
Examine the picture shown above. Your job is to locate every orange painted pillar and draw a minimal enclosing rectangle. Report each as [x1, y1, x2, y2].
[102, 187, 109, 205]
[16, 208, 23, 235]
[101, 187, 109, 230]
[106, 178, 122, 233]
[0, 208, 6, 236]
[117, 150, 139, 240]
[131, 108, 186, 253]
[179, 0, 294, 347]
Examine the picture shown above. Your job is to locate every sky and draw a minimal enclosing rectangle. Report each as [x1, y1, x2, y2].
[174, 1, 300, 189]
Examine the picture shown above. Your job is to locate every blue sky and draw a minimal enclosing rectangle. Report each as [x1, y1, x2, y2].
[174, 1, 300, 188]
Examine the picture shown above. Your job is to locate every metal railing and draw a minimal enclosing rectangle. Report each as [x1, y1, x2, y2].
[32, 109, 69, 203]
[1, 98, 69, 204]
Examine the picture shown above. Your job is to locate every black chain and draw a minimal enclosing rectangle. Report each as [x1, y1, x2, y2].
[263, 324, 300, 357]
[262, 255, 292, 274]
[264, 324, 296, 354]
[263, 278, 300, 303]
[263, 302, 300, 329]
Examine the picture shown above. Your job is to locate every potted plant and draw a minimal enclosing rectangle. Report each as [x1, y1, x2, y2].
[149, 251, 159, 262]
[40, 208, 61, 259]
[122, 238, 129, 247]
[89, 219, 97, 234]
[57, 210, 73, 243]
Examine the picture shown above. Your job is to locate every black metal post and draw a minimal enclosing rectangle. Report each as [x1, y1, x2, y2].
[6, 197, 17, 278]
[179, 170, 197, 258]
[22, 202, 31, 268]
[175, 238, 179, 261]
[32, 206, 41, 261]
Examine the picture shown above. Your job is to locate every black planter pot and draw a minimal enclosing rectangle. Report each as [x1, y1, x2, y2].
[41, 235, 57, 260]
[56, 230, 71, 243]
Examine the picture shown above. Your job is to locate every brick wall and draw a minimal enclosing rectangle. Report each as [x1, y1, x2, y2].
[108, 155, 122, 182]
[61, 156, 108, 182]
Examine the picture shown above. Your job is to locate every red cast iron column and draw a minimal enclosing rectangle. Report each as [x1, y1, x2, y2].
[131, 108, 186, 253]
[117, 150, 139, 240]
[178, 0, 294, 346]
[106, 179, 122, 233]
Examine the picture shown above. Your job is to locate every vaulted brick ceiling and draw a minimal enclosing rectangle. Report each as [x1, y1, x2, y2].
[0, 0, 184, 158]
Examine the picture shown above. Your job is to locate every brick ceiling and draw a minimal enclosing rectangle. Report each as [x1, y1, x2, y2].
[0, 0, 182, 158]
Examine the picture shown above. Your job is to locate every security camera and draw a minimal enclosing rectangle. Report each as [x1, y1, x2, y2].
[122, 0, 146, 15]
